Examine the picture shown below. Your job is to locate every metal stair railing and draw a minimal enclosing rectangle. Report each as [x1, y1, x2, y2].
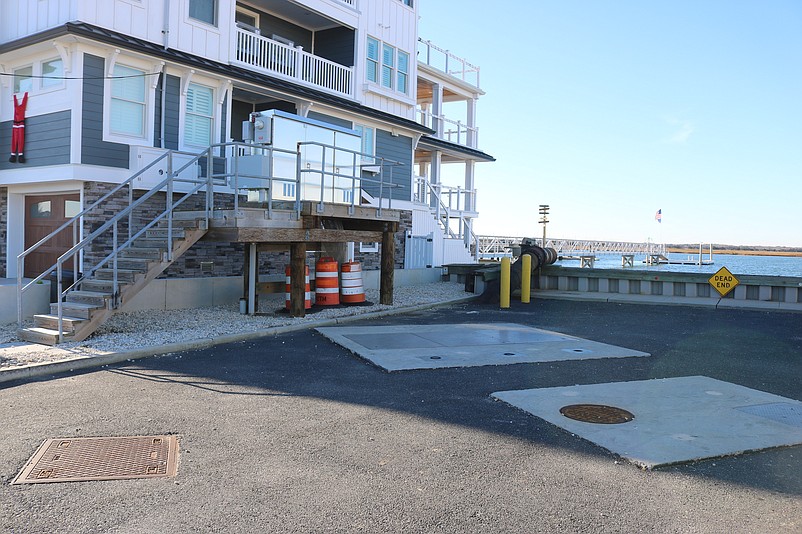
[17, 146, 218, 342]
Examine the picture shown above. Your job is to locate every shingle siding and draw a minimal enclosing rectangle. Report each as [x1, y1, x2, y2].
[81, 54, 130, 168]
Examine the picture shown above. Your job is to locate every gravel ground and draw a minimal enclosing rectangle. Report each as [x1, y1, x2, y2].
[0, 282, 469, 370]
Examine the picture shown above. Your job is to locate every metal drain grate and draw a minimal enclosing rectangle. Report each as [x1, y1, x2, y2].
[560, 404, 635, 424]
[12, 435, 179, 484]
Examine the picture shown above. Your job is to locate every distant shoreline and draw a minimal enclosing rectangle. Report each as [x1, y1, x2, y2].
[667, 248, 802, 257]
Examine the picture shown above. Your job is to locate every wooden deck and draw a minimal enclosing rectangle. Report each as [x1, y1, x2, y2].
[181, 201, 401, 317]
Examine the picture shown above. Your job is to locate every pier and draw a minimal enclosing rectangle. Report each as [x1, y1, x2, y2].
[477, 236, 667, 260]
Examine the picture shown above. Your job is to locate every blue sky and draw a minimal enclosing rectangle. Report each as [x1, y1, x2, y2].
[418, 1, 802, 247]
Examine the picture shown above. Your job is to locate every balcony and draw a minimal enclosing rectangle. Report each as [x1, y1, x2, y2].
[418, 38, 481, 90]
[417, 108, 478, 149]
[233, 27, 353, 98]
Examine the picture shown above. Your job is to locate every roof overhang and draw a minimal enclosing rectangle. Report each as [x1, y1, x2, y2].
[1, 23, 434, 136]
[416, 135, 495, 162]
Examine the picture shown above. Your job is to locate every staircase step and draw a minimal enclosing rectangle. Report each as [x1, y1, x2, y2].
[132, 237, 179, 250]
[111, 257, 152, 271]
[17, 327, 70, 346]
[80, 279, 119, 293]
[145, 228, 186, 239]
[50, 301, 102, 320]
[66, 290, 113, 307]
[33, 314, 86, 333]
[155, 218, 204, 229]
[94, 268, 141, 282]
[119, 247, 164, 260]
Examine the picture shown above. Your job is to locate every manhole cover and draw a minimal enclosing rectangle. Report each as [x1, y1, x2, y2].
[12, 435, 179, 484]
[560, 404, 634, 424]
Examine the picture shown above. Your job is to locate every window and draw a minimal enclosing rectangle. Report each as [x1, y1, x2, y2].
[41, 58, 63, 89]
[282, 182, 296, 198]
[13, 66, 32, 94]
[366, 37, 379, 83]
[235, 5, 260, 33]
[189, 0, 217, 26]
[185, 83, 214, 147]
[354, 125, 374, 161]
[30, 201, 51, 218]
[365, 37, 410, 95]
[360, 242, 379, 253]
[381, 44, 395, 89]
[64, 199, 81, 218]
[397, 51, 409, 94]
[110, 64, 146, 137]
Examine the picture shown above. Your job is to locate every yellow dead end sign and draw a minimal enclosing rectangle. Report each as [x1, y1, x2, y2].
[709, 266, 739, 297]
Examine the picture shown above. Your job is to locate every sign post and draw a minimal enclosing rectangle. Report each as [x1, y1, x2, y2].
[708, 266, 739, 298]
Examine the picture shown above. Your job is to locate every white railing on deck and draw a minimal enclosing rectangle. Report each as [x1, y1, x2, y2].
[417, 108, 478, 148]
[418, 38, 480, 89]
[234, 28, 353, 97]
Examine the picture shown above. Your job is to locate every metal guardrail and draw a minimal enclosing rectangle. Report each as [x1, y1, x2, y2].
[17, 141, 404, 340]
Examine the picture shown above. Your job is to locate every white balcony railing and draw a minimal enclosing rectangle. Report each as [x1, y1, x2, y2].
[417, 108, 478, 148]
[418, 38, 480, 89]
[233, 27, 353, 97]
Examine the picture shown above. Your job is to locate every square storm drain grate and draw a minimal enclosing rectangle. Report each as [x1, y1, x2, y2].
[12, 435, 179, 484]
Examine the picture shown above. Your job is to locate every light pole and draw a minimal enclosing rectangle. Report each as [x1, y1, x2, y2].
[539, 204, 550, 247]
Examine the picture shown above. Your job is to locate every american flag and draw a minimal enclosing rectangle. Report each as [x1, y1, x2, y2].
[655, 209, 662, 223]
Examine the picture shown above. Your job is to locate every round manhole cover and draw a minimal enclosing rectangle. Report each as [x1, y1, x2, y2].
[560, 404, 634, 424]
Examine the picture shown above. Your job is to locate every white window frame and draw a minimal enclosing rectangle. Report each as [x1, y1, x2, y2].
[103, 61, 154, 146]
[282, 182, 296, 198]
[360, 242, 379, 253]
[108, 64, 147, 139]
[12, 65, 33, 94]
[353, 124, 375, 162]
[40, 57, 65, 90]
[365, 36, 411, 96]
[182, 82, 216, 149]
[235, 5, 260, 34]
[188, 0, 218, 27]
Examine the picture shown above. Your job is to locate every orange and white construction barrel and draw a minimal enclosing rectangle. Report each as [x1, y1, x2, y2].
[340, 261, 366, 304]
[315, 257, 340, 306]
[285, 265, 312, 310]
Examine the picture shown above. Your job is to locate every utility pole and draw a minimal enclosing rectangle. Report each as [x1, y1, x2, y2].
[539, 204, 550, 247]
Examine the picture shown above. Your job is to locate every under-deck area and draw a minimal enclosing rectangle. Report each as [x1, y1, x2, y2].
[195, 201, 401, 317]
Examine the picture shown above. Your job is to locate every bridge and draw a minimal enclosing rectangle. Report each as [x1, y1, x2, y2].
[476, 236, 666, 260]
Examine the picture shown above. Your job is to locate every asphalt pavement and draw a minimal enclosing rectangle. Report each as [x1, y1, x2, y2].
[1, 299, 801, 533]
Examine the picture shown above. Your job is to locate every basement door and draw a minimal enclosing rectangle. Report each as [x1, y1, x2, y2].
[24, 194, 80, 278]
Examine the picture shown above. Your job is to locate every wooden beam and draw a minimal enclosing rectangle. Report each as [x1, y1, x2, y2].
[380, 229, 395, 305]
[290, 242, 306, 317]
[210, 228, 384, 243]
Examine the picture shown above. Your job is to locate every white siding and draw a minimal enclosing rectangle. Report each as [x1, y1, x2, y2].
[0, 0, 77, 42]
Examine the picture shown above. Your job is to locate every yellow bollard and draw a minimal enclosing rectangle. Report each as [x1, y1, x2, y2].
[521, 254, 531, 303]
[500, 257, 511, 309]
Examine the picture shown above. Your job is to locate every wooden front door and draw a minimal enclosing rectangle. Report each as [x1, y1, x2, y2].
[24, 193, 80, 278]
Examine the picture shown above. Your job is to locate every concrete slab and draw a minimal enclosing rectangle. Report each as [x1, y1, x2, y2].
[493, 376, 802, 469]
[316, 323, 649, 371]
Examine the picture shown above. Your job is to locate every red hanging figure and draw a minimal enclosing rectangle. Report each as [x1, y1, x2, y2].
[10, 92, 28, 163]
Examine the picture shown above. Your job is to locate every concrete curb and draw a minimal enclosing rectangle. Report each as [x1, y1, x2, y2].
[0, 295, 478, 386]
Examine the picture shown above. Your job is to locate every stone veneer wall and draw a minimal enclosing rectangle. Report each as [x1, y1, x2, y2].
[0, 187, 7, 278]
[353, 209, 410, 271]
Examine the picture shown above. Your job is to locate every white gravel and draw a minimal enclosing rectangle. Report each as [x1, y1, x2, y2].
[0, 282, 470, 370]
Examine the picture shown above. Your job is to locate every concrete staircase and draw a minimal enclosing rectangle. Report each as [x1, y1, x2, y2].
[17, 218, 207, 346]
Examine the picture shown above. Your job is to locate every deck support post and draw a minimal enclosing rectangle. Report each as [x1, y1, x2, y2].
[290, 242, 307, 317]
[248, 242, 257, 314]
[380, 229, 395, 305]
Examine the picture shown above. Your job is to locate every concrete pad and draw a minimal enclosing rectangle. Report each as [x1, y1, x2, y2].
[316, 323, 649, 371]
[493, 376, 802, 469]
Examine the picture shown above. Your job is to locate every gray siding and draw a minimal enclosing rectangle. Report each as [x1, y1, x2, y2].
[164, 74, 180, 150]
[372, 129, 413, 201]
[259, 12, 312, 50]
[0, 110, 71, 170]
[82, 54, 129, 168]
[315, 27, 355, 67]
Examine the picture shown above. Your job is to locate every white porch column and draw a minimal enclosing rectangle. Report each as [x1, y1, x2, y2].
[467, 97, 477, 148]
[432, 83, 444, 138]
[430, 151, 442, 212]
[464, 160, 476, 212]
